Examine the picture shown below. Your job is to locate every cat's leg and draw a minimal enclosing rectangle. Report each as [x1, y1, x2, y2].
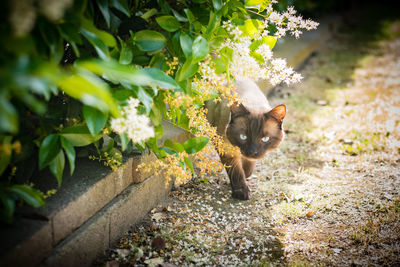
[242, 158, 256, 178]
[220, 154, 250, 200]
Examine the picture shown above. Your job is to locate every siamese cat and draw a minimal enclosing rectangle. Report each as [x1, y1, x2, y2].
[206, 79, 286, 200]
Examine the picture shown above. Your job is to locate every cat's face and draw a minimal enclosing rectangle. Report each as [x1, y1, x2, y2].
[226, 104, 286, 160]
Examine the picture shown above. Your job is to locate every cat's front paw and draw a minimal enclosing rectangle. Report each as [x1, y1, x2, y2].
[232, 186, 251, 200]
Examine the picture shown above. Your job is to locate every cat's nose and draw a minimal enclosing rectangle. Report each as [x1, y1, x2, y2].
[249, 144, 258, 156]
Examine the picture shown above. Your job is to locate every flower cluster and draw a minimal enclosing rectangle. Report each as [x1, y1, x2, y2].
[221, 23, 303, 85]
[138, 151, 192, 186]
[216, 2, 318, 85]
[263, 2, 319, 39]
[186, 105, 240, 158]
[267, 58, 303, 85]
[165, 57, 179, 76]
[9, 0, 73, 36]
[110, 97, 154, 143]
[192, 58, 239, 105]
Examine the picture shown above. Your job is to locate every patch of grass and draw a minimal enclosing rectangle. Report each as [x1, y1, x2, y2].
[272, 199, 311, 224]
[350, 197, 400, 245]
[343, 130, 389, 155]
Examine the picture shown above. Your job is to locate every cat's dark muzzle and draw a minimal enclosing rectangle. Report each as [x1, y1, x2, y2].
[241, 151, 265, 160]
[241, 144, 265, 160]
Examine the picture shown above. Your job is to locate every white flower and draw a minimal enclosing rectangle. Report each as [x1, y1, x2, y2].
[220, 23, 304, 85]
[274, 27, 287, 38]
[291, 29, 303, 39]
[110, 97, 154, 143]
[269, 12, 283, 25]
[266, 5, 319, 39]
[271, 58, 287, 72]
[256, 44, 273, 61]
[40, 0, 73, 21]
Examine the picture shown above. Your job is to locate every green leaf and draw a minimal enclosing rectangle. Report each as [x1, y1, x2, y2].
[78, 60, 180, 90]
[245, 0, 263, 6]
[9, 185, 44, 208]
[0, 94, 18, 134]
[120, 133, 130, 151]
[135, 30, 166, 52]
[156, 16, 181, 32]
[113, 89, 135, 101]
[150, 104, 162, 126]
[82, 105, 108, 136]
[180, 32, 193, 58]
[164, 139, 185, 152]
[192, 36, 209, 63]
[81, 18, 117, 47]
[57, 72, 119, 117]
[154, 124, 164, 139]
[249, 36, 277, 51]
[146, 137, 159, 153]
[212, 0, 223, 10]
[172, 31, 184, 59]
[258, 0, 271, 12]
[238, 19, 264, 38]
[97, 0, 111, 28]
[171, 9, 188, 22]
[184, 156, 194, 174]
[263, 36, 277, 49]
[39, 134, 61, 170]
[141, 8, 158, 21]
[139, 68, 180, 90]
[159, 147, 175, 156]
[110, 0, 131, 17]
[137, 87, 153, 113]
[80, 18, 116, 58]
[60, 136, 75, 175]
[176, 57, 199, 82]
[183, 136, 209, 154]
[49, 150, 65, 187]
[250, 51, 264, 64]
[205, 12, 220, 39]
[59, 125, 103, 147]
[119, 39, 133, 65]
[80, 29, 109, 59]
[192, 21, 204, 32]
[184, 9, 195, 24]
[0, 193, 15, 221]
[211, 57, 227, 74]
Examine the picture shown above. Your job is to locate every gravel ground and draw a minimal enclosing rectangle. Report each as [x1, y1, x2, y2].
[95, 16, 400, 267]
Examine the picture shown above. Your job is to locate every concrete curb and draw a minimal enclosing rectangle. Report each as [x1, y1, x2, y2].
[0, 16, 335, 267]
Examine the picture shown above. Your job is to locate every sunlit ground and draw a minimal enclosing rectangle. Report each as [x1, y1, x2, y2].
[266, 25, 400, 265]
[95, 20, 400, 267]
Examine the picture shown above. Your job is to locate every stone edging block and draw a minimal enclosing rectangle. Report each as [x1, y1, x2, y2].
[41, 172, 172, 267]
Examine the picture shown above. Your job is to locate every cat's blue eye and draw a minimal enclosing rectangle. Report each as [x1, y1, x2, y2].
[240, 134, 247, 141]
[261, 136, 270, 143]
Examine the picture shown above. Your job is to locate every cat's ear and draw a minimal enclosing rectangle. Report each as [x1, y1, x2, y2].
[266, 104, 286, 121]
[230, 102, 249, 118]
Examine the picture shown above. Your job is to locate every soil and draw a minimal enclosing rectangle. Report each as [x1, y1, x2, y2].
[95, 12, 400, 267]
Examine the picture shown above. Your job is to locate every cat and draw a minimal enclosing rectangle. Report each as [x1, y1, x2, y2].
[206, 78, 286, 200]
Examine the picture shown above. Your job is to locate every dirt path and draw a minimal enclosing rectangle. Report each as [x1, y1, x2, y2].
[96, 19, 400, 267]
